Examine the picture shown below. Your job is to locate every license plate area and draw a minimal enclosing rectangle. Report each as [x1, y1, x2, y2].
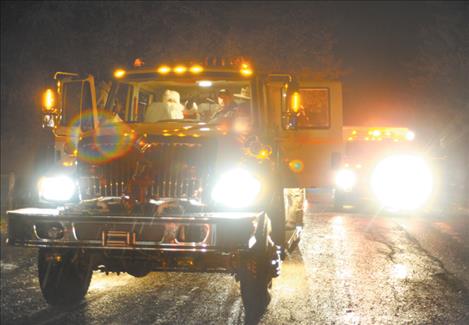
[102, 230, 135, 247]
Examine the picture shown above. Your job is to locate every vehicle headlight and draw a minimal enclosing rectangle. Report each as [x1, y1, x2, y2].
[335, 169, 357, 192]
[38, 175, 76, 202]
[371, 155, 433, 210]
[211, 168, 261, 208]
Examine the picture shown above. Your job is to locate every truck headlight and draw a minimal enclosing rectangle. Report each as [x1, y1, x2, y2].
[335, 169, 357, 192]
[38, 175, 76, 202]
[371, 155, 432, 210]
[211, 168, 261, 208]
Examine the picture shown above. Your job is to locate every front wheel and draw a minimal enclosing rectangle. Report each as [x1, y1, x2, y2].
[239, 264, 272, 324]
[38, 248, 93, 306]
[238, 213, 280, 323]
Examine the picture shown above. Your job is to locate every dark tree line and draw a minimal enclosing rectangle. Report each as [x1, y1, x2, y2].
[409, 2, 469, 206]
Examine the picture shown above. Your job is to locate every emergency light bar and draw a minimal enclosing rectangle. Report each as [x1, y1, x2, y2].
[114, 60, 253, 79]
[343, 127, 415, 142]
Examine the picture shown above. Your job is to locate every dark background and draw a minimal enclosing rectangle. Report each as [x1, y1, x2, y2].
[1, 1, 468, 192]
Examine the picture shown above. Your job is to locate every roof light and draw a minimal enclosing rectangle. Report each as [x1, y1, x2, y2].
[114, 69, 126, 78]
[133, 58, 144, 67]
[157, 66, 171, 74]
[197, 80, 212, 87]
[372, 130, 382, 137]
[174, 65, 187, 74]
[240, 67, 253, 76]
[190, 65, 203, 74]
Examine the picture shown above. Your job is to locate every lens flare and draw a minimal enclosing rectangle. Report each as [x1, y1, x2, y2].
[67, 111, 135, 164]
[371, 155, 433, 210]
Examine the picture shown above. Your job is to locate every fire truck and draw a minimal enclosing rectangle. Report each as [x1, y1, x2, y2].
[334, 126, 435, 212]
[7, 59, 343, 319]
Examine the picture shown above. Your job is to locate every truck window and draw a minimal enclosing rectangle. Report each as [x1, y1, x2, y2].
[80, 82, 94, 131]
[110, 80, 252, 124]
[284, 88, 331, 129]
[137, 91, 150, 122]
[111, 84, 132, 121]
[61, 80, 94, 130]
[61, 81, 82, 126]
[297, 88, 330, 129]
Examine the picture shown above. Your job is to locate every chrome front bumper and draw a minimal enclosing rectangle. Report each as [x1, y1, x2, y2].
[7, 208, 262, 253]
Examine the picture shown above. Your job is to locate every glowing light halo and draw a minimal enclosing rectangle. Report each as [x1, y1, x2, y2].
[289, 159, 304, 173]
[67, 110, 135, 164]
[371, 155, 433, 210]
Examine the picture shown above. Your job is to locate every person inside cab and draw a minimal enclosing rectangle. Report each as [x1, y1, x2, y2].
[211, 88, 250, 121]
[144, 90, 185, 122]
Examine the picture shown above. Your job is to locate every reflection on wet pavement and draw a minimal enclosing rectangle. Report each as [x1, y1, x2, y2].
[1, 211, 468, 324]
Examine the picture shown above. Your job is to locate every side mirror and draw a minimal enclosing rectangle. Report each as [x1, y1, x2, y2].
[41, 88, 59, 128]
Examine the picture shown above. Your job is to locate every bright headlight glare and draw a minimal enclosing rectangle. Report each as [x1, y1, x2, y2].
[371, 155, 432, 210]
[211, 168, 261, 208]
[38, 175, 76, 202]
[335, 169, 357, 191]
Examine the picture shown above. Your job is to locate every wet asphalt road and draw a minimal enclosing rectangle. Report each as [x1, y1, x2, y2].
[1, 207, 469, 325]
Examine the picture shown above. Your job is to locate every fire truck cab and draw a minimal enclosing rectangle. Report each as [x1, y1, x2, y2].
[7, 59, 343, 320]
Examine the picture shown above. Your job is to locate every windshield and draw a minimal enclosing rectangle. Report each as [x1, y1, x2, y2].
[105, 79, 253, 123]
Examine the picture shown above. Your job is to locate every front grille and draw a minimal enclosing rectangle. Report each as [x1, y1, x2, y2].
[80, 139, 214, 201]
[74, 222, 165, 242]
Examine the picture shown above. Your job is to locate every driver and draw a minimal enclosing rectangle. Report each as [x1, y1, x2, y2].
[210, 89, 238, 120]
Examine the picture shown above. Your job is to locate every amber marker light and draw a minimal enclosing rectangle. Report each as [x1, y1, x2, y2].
[190, 65, 203, 74]
[291, 91, 300, 113]
[240, 65, 253, 76]
[157, 66, 171, 74]
[114, 69, 126, 78]
[43, 89, 55, 111]
[257, 149, 271, 160]
[174, 65, 187, 74]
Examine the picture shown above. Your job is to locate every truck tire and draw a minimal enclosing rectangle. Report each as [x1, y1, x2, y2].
[38, 248, 93, 306]
[239, 265, 272, 324]
[334, 189, 345, 210]
[239, 213, 274, 323]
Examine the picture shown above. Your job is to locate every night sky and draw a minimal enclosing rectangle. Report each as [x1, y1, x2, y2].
[1, 1, 468, 174]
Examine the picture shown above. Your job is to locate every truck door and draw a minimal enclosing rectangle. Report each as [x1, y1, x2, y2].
[53, 75, 98, 165]
[266, 80, 343, 188]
